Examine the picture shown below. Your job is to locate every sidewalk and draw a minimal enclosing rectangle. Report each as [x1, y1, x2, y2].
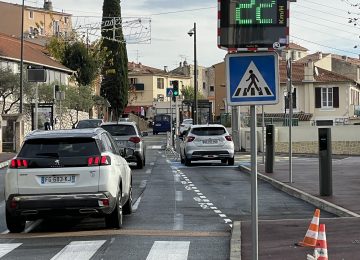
[231, 153, 360, 259]
[0, 152, 16, 169]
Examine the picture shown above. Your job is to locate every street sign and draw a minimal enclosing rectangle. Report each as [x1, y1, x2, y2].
[166, 88, 173, 97]
[226, 52, 279, 106]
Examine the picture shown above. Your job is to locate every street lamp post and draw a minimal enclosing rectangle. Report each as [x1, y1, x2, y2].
[19, 0, 25, 114]
[188, 22, 198, 124]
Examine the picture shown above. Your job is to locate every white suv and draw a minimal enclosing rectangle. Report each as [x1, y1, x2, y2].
[180, 124, 235, 166]
[5, 128, 132, 232]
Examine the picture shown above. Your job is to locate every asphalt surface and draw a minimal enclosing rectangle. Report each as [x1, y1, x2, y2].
[0, 134, 350, 259]
[237, 153, 360, 259]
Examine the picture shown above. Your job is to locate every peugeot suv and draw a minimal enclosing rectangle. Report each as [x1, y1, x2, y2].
[180, 124, 235, 166]
[5, 128, 132, 233]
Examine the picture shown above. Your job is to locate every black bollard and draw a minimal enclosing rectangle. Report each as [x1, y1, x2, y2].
[318, 128, 332, 196]
[265, 124, 275, 173]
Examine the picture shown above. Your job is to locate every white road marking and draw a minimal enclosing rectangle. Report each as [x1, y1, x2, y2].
[139, 180, 147, 188]
[150, 162, 155, 166]
[194, 190, 200, 193]
[210, 207, 217, 210]
[0, 243, 22, 257]
[207, 203, 214, 206]
[51, 240, 106, 260]
[133, 197, 142, 211]
[173, 214, 184, 231]
[200, 196, 206, 199]
[197, 193, 203, 196]
[203, 199, 210, 202]
[146, 169, 152, 174]
[174, 174, 180, 182]
[146, 241, 190, 260]
[148, 145, 163, 149]
[214, 210, 222, 214]
[219, 214, 227, 218]
[175, 191, 183, 202]
[224, 219, 232, 223]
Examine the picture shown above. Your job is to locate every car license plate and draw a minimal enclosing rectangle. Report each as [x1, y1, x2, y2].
[203, 139, 218, 144]
[116, 140, 128, 146]
[40, 175, 75, 184]
[155, 123, 161, 126]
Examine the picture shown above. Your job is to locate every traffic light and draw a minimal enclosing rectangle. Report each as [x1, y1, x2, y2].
[172, 80, 179, 102]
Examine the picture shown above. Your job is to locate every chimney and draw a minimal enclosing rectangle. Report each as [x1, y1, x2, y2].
[303, 59, 315, 82]
[342, 55, 348, 61]
[44, 0, 53, 11]
[164, 66, 168, 72]
[179, 62, 182, 67]
[318, 52, 322, 60]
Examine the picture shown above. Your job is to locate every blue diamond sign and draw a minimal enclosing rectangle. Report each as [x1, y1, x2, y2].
[226, 52, 279, 106]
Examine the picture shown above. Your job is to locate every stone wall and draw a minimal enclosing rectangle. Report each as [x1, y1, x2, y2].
[275, 141, 360, 155]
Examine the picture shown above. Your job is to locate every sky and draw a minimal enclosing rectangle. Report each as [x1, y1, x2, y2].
[4, 0, 360, 70]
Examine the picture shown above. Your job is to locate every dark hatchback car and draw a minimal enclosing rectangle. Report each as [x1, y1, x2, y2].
[75, 119, 103, 129]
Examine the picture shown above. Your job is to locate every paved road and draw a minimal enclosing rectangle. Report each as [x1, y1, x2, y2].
[0, 133, 336, 259]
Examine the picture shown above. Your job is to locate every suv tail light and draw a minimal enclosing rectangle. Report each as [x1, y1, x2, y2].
[186, 136, 195, 142]
[129, 137, 141, 143]
[10, 159, 28, 169]
[225, 135, 232, 141]
[88, 156, 111, 166]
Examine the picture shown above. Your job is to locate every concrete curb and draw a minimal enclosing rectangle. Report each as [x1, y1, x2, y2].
[0, 160, 11, 169]
[230, 221, 241, 260]
[238, 164, 360, 218]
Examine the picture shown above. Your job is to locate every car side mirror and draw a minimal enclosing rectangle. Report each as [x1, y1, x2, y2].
[142, 131, 148, 137]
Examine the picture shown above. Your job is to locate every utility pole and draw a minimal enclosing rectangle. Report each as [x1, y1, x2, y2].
[19, 0, 25, 114]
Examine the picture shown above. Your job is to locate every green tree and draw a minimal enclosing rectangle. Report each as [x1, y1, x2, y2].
[0, 67, 35, 114]
[101, 0, 129, 120]
[181, 85, 205, 100]
[63, 85, 95, 124]
[62, 42, 98, 86]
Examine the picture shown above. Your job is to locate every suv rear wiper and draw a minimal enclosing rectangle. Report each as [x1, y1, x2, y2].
[35, 152, 59, 158]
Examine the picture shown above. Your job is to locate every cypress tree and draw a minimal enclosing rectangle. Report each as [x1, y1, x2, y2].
[101, 0, 129, 120]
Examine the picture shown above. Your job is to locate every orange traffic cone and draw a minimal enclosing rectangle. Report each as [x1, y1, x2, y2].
[314, 224, 328, 260]
[297, 209, 320, 247]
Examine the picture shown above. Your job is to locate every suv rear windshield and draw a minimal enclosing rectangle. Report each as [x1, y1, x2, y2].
[191, 127, 226, 136]
[101, 124, 137, 136]
[18, 138, 100, 158]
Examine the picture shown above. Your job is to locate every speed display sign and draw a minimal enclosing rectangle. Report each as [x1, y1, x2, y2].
[218, 0, 289, 50]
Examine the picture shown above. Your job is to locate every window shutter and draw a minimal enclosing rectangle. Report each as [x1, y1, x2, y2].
[333, 87, 339, 108]
[315, 87, 321, 108]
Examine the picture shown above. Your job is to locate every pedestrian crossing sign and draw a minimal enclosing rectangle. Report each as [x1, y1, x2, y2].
[226, 52, 279, 105]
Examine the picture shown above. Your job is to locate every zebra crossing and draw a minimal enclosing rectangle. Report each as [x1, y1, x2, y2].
[0, 240, 191, 259]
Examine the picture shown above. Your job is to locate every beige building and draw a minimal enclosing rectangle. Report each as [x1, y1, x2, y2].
[213, 58, 360, 125]
[0, 0, 72, 43]
[126, 62, 191, 114]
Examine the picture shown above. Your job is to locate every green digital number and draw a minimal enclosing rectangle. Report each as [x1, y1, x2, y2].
[235, 0, 277, 25]
[256, 0, 276, 24]
[236, 0, 256, 25]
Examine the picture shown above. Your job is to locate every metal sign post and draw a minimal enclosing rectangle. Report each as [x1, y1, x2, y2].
[250, 105, 258, 259]
[287, 58, 293, 183]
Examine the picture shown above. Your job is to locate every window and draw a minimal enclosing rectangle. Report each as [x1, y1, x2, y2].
[53, 21, 60, 35]
[157, 78, 164, 89]
[101, 124, 136, 136]
[315, 87, 339, 109]
[203, 82, 206, 90]
[29, 11, 34, 19]
[157, 94, 164, 102]
[191, 127, 226, 136]
[322, 88, 333, 108]
[129, 78, 138, 84]
[64, 17, 69, 24]
[210, 86, 215, 92]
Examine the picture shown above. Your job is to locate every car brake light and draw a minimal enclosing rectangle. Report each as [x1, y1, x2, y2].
[186, 136, 195, 142]
[10, 159, 28, 169]
[225, 136, 232, 141]
[129, 137, 141, 143]
[88, 156, 111, 166]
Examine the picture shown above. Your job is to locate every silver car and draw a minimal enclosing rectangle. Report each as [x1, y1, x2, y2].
[180, 124, 235, 166]
[101, 122, 147, 169]
[179, 118, 193, 135]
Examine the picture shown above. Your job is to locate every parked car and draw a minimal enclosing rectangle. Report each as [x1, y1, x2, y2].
[179, 118, 193, 135]
[5, 128, 133, 233]
[180, 124, 235, 166]
[101, 121, 147, 169]
[75, 119, 103, 129]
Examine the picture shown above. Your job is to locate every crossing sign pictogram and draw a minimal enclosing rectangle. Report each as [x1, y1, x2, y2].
[166, 88, 173, 97]
[226, 52, 279, 105]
